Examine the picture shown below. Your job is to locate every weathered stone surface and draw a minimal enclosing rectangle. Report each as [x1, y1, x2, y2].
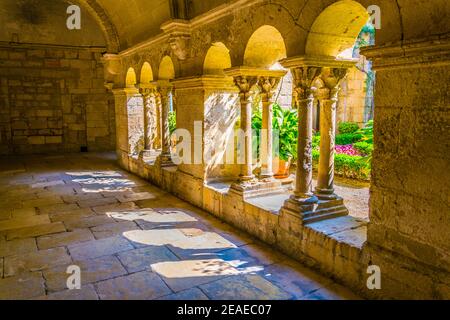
[117, 245, 179, 273]
[37, 228, 95, 250]
[64, 215, 115, 230]
[4, 247, 72, 276]
[5, 222, 66, 240]
[0, 215, 51, 232]
[0, 238, 37, 257]
[91, 221, 140, 239]
[68, 236, 134, 260]
[151, 258, 240, 292]
[95, 271, 172, 300]
[199, 274, 293, 300]
[49, 208, 94, 222]
[34, 284, 99, 300]
[0, 272, 46, 300]
[157, 287, 209, 300]
[44, 255, 127, 292]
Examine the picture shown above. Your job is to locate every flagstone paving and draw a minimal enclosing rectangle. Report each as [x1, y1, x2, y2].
[0, 153, 361, 300]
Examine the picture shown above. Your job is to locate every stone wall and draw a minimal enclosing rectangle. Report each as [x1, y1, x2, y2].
[0, 44, 115, 155]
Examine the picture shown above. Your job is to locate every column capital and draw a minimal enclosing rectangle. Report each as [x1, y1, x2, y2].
[319, 67, 350, 99]
[138, 83, 158, 97]
[257, 71, 287, 102]
[224, 66, 286, 102]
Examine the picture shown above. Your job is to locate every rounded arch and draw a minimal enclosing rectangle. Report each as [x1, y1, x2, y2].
[158, 56, 175, 80]
[125, 67, 137, 88]
[75, 0, 121, 52]
[243, 25, 287, 68]
[306, 0, 369, 58]
[203, 42, 232, 75]
[140, 62, 154, 84]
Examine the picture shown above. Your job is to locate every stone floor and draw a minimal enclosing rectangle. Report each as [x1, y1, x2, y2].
[0, 153, 361, 300]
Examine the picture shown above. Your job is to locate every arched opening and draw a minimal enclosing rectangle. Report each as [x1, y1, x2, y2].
[140, 62, 154, 84]
[203, 42, 232, 76]
[243, 25, 287, 68]
[125, 67, 137, 88]
[305, 0, 369, 58]
[306, 1, 375, 222]
[158, 56, 175, 80]
[158, 56, 176, 153]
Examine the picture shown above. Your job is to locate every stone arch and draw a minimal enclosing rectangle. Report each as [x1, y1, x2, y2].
[306, 0, 369, 58]
[203, 42, 232, 76]
[243, 25, 287, 68]
[75, 0, 121, 52]
[125, 67, 137, 88]
[158, 56, 176, 80]
[140, 62, 154, 84]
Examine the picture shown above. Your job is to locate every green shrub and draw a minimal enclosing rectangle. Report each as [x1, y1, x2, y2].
[335, 133, 363, 145]
[356, 120, 373, 144]
[334, 154, 371, 180]
[353, 141, 373, 156]
[168, 111, 176, 134]
[338, 122, 360, 134]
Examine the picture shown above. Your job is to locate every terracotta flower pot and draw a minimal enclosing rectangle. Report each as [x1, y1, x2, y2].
[273, 157, 291, 179]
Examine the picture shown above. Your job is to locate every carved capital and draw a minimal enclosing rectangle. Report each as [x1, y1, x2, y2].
[320, 67, 349, 99]
[232, 75, 259, 103]
[291, 66, 321, 104]
[257, 76, 283, 102]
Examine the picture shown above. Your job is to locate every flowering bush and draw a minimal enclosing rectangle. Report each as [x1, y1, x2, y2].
[335, 144, 361, 156]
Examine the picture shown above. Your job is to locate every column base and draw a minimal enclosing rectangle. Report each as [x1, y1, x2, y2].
[281, 194, 348, 225]
[230, 179, 284, 198]
[139, 149, 153, 159]
[156, 153, 176, 167]
[315, 187, 338, 200]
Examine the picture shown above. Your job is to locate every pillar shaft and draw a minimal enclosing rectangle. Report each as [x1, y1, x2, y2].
[315, 67, 348, 199]
[289, 66, 321, 204]
[294, 94, 316, 198]
[160, 86, 172, 157]
[154, 93, 162, 150]
[240, 94, 254, 180]
[316, 94, 338, 197]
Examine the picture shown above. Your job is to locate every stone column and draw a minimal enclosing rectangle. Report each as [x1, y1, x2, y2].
[258, 75, 285, 180]
[291, 67, 321, 205]
[233, 75, 259, 181]
[315, 68, 348, 199]
[156, 81, 174, 166]
[139, 85, 157, 158]
[154, 89, 162, 150]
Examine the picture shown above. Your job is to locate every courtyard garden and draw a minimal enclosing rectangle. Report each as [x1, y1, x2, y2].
[252, 104, 373, 181]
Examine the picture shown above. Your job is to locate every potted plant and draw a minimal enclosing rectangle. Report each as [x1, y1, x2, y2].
[272, 104, 297, 178]
[252, 103, 298, 179]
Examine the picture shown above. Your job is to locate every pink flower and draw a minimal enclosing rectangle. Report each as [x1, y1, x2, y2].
[335, 145, 361, 156]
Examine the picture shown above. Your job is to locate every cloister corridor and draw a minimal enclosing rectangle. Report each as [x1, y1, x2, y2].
[0, 153, 360, 300]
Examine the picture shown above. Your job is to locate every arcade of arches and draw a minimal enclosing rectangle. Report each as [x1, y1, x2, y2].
[0, 0, 449, 300]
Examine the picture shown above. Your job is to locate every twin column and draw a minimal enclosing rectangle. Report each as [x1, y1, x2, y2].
[139, 82, 173, 164]
[224, 67, 286, 183]
[280, 57, 352, 219]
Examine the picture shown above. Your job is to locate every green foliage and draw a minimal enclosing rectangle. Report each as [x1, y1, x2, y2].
[338, 122, 360, 134]
[334, 154, 371, 180]
[272, 103, 298, 161]
[168, 111, 177, 134]
[355, 120, 373, 144]
[251, 103, 298, 162]
[312, 132, 320, 150]
[353, 141, 373, 156]
[335, 133, 363, 146]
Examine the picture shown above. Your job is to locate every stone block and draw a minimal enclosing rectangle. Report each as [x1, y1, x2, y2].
[96, 271, 172, 300]
[4, 247, 72, 277]
[37, 228, 94, 250]
[0, 272, 46, 300]
[68, 236, 134, 260]
[45, 136, 62, 144]
[28, 136, 46, 145]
